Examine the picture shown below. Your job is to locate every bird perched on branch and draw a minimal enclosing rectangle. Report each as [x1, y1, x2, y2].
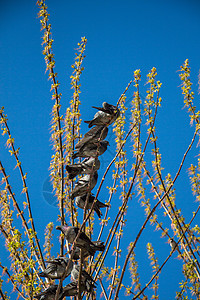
[72, 140, 109, 159]
[34, 285, 62, 300]
[70, 172, 98, 199]
[34, 283, 84, 300]
[38, 256, 73, 280]
[56, 225, 105, 256]
[58, 282, 86, 299]
[66, 157, 100, 180]
[84, 102, 120, 128]
[71, 264, 97, 292]
[169, 238, 183, 256]
[75, 125, 108, 149]
[69, 241, 105, 260]
[75, 194, 109, 218]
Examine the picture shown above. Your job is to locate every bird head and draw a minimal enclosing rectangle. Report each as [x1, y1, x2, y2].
[103, 140, 110, 146]
[56, 224, 69, 233]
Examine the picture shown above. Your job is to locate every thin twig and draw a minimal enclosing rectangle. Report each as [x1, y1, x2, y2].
[98, 277, 109, 300]
[0, 113, 45, 270]
[132, 203, 200, 299]
[113, 127, 198, 300]
[0, 263, 26, 300]
[0, 161, 45, 271]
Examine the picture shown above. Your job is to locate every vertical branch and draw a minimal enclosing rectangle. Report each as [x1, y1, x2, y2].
[37, 0, 65, 255]
[146, 243, 159, 299]
[114, 121, 199, 300]
[97, 81, 133, 241]
[145, 61, 200, 277]
[107, 91, 128, 299]
[43, 222, 54, 261]
[128, 246, 143, 296]
[67, 37, 87, 226]
[0, 111, 45, 270]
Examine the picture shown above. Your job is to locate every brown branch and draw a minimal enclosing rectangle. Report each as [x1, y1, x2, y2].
[116, 80, 133, 107]
[0, 113, 45, 270]
[113, 126, 199, 300]
[0, 224, 44, 286]
[98, 277, 109, 300]
[0, 161, 45, 272]
[55, 124, 134, 300]
[132, 203, 200, 299]
[37, 1, 65, 255]
[0, 289, 6, 300]
[0, 263, 26, 300]
[150, 122, 200, 274]
[91, 107, 159, 282]
[92, 78, 160, 297]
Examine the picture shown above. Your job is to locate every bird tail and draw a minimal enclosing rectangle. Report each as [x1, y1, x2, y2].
[92, 241, 105, 252]
[94, 206, 102, 218]
[38, 271, 47, 278]
[76, 243, 96, 256]
[97, 201, 109, 208]
[85, 280, 97, 292]
[72, 152, 78, 159]
[84, 120, 93, 128]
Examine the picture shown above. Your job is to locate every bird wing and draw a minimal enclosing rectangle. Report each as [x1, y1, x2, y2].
[79, 232, 94, 245]
[45, 258, 61, 265]
[75, 128, 101, 149]
[45, 263, 58, 274]
[35, 285, 58, 297]
[75, 137, 90, 149]
[75, 177, 89, 187]
[84, 126, 101, 137]
[82, 270, 96, 283]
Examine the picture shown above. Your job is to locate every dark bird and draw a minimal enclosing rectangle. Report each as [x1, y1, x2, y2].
[84, 102, 120, 128]
[66, 157, 100, 180]
[58, 282, 85, 299]
[75, 125, 108, 149]
[72, 140, 109, 159]
[71, 264, 97, 292]
[56, 225, 105, 256]
[38, 256, 73, 280]
[69, 241, 105, 260]
[34, 285, 62, 300]
[70, 172, 98, 199]
[75, 194, 109, 218]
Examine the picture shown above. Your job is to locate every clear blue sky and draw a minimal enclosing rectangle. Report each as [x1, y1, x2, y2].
[0, 0, 200, 299]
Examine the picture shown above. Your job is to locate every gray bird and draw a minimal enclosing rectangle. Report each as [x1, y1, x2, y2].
[69, 241, 105, 260]
[69, 247, 88, 260]
[72, 140, 109, 159]
[66, 157, 100, 180]
[75, 194, 109, 218]
[75, 126, 108, 149]
[84, 102, 120, 128]
[70, 172, 98, 199]
[34, 285, 62, 300]
[56, 225, 105, 256]
[38, 256, 73, 280]
[58, 282, 85, 299]
[71, 264, 97, 292]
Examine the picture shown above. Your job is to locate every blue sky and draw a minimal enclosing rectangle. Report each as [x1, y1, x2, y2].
[0, 0, 200, 299]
